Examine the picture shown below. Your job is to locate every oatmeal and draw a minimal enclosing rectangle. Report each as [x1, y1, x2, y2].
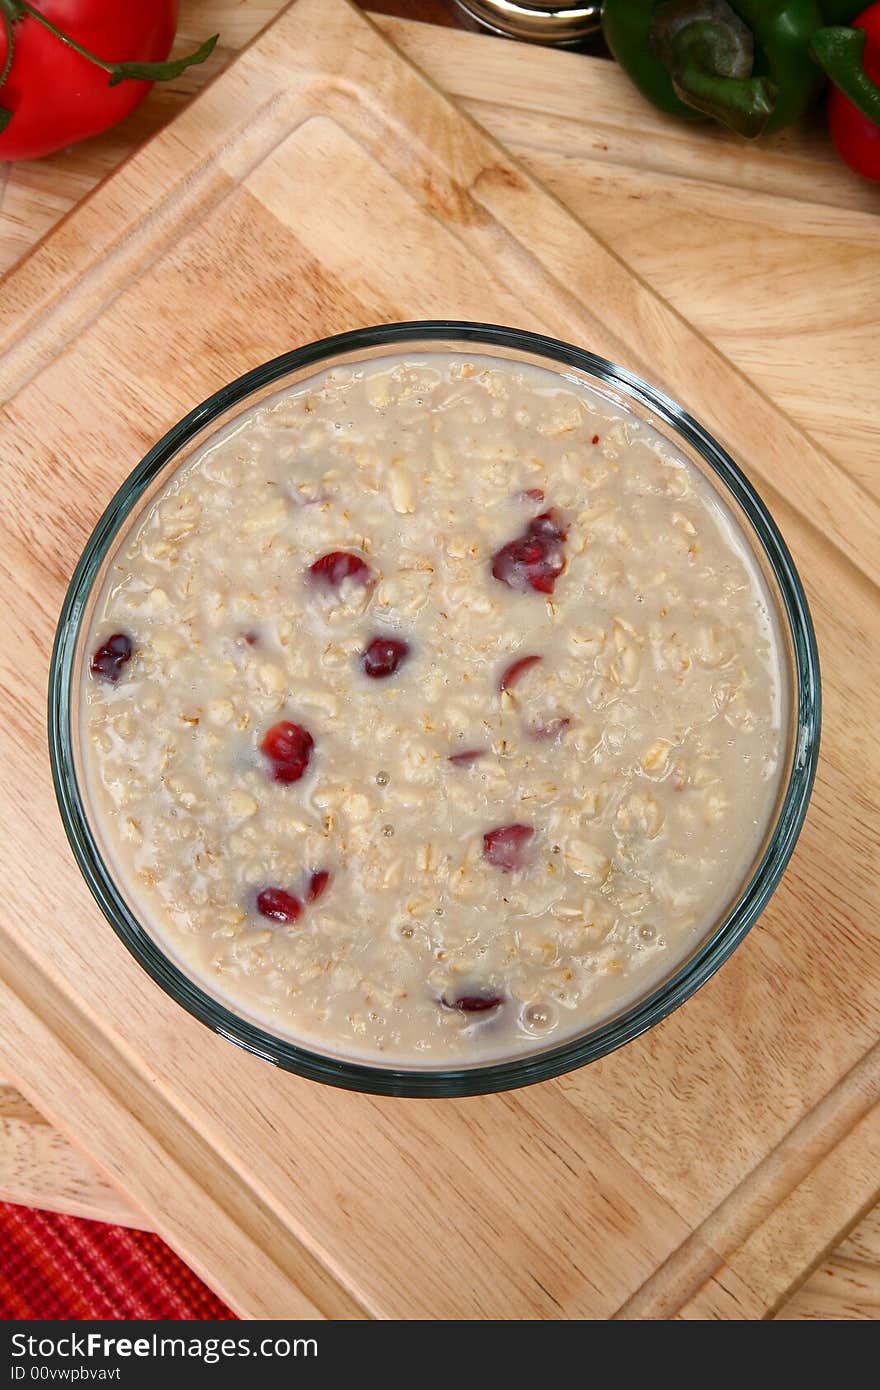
[81, 354, 786, 1065]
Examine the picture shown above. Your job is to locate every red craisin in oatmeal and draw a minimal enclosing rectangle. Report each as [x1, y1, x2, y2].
[82, 354, 785, 1065]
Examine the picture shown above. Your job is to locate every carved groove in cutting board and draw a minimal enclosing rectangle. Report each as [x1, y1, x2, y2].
[0, 0, 878, 1319]
[4, 11, 878, 508]
[0, 939, 370, 1319]
[0, 6, 877, 589]
[617, 1043, 880, 1318]
[0, 87, 312, 399]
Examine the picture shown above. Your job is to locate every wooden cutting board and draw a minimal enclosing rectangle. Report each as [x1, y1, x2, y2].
[2, 1081, 877, 1321]
[0, 0, 877, 1319]
[1, 5, 878, 1320]
[2, 4, 878, 488]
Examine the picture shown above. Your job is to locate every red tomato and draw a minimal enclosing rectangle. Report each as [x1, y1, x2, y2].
[0, 1, 179, 161]
[827, 3, 880, 180]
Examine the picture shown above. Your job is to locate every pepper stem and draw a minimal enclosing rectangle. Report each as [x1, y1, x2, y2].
[811, 26, 880, 125]
[670, 40, 777, 138]
[650, 0, 778, 138]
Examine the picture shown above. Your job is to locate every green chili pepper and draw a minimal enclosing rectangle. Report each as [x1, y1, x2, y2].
[603, 0, 827, 136]
[811, 24, 880, 122]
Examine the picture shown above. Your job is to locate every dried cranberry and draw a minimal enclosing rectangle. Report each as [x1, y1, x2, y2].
[448, 749, 485, 766]
[499, 654, 541, 692]
[257, 888, 302, 924]
[442, 992, 504, 1013]
[307, 869, 331, 902]
[90, 633, 133, 684]
[260, 721, 314, 783]
[483, 824, 535, 871]
[491, 509, 567, 595]
[530, 510, 567, 543]
[361, 636, 410, 679]
[308, 551, 373, 589]
[592, 434, 600, 445]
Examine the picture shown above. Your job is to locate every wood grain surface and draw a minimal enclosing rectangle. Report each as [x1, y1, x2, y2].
[2, 1072, 876, 1318]
[0, 1087, 141, 1230]
[0, 4, 456, 274]
[0, 0, 877, 1320]
[2, 4, 878, 501]
[778, 1208, 880, 1320]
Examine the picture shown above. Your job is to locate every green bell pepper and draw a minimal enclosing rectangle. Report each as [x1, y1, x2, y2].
[603, 0, 827, 136]
[602, 0, 703, 117]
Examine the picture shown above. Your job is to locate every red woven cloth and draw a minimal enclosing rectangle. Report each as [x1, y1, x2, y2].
[0, 1202, 235, 1320]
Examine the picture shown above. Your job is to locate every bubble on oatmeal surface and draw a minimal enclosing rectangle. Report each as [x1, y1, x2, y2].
[523, 1003, 556, 1032]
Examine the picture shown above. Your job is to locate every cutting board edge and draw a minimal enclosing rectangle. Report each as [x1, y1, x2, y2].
[0, 0, 873, 1317]
[3, 919, 878, 1321]
[615, 1044, 880, 1318]
[1, 5, 877, 596]
[0, 941, 373, 1320]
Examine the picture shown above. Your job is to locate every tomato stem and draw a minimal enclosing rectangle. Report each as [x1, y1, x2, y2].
[19, 2, 117, 73]
[0, 0, 218, 95]
[0, 8, 13, 132]
[0, 9, 13, 84]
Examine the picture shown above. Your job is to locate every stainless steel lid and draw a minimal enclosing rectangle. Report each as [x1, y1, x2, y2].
[451, 0, 602, 46]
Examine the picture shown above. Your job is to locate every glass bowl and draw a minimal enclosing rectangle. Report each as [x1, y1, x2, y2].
[49, 322, 820, 1097]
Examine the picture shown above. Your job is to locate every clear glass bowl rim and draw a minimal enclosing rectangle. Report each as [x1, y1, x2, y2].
[48, 320, 821, 1098]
